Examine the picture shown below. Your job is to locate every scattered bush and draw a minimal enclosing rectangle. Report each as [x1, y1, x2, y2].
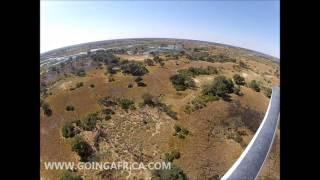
[90, 84, 95, 88]
[76, 82, 84, 88]
[99, 97, 117, 107]
[62, 122, 76, 138]
[144, 58, 155, 66]
[71, 137, 93, 162]
[233, 74, 246, 85]
[142, 93, 178, 119]
[178, 66, 218, 77]
[80, 113, 100, 131]
[121, 61, 149, 76]
[203, 76, 234, 98]
[264, 87, 272, 98]
[135, 76, 143, 82]
[108, 77, 115, 82]
[76, 69, 86, 77]
[249, 80, 260, 92]
[42, 102, 53, 117]
[102, 108, 115, 115]
[128, 84, 133, 88]
[164, 150, 181, 162]
[66, 105, 75, 111]
[119, 98, 135, 110]
[174, 125, 189, 139]
[137, 81, 147, 87]
[170, 74, 196, 91]
[233, 85, 243, 96]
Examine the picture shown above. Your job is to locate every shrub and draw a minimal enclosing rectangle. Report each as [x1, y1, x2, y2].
[178, 66, 218, 77]
[249, 80, 260, 92]
[81, 113, 100, 131]
[233, 74, 246, 85]
[62, 122, 76, 138]
[99, 97, 117, 107]
[76, 82, 84, 88]
[142, 93, 178, 119]
[164, 150, 180, 162]
[144, 58, 155, 66]
[128, 84, 133, 88]
[203, 76, 234, 98]
[264, 87, 272, 98]
[76, 69, 86, 77]
[170, 74, 196, 91]
[233, 85, 243, 96]
[90, 84, 95, 88]
[239, 61, 248, 69]
[135, 76, 143, 82]
[71, 137, 93, 162]
[66, 105, 75, 111]
[108, 77, 115, 82]
[42, 102, 53, 117]
[102, 108, 115, 115]
[121, 61, 149, 76]
[152, 164, 187, 180]
[137, 82, 147, 87]
[142, 93, 158, 107]
[174, 125, 189, 138]
[119, 99, 135, 110]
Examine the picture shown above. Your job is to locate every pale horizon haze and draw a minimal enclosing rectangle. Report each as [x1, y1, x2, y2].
[41, 1, 280, 58]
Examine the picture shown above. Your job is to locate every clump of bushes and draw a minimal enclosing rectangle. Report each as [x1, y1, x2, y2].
[233, 74, 246, 85]
[202, 75, 234, 98]
[119, 98, 135, 110]
[61, 122, 77, 138]
[184, 94, 219, 113]
[66, 105, 75, 111]
[152, 164, 187, 180]
[249, 80, 260, 92]
[137, 81, 147, 87]
[76, 69, 86, 77]
[76, 82, 84, 88]
[142, 93, 178, 120]
[170, 74, 196, 91]
[99, 96, 118, 107]
[121, 61, 149, 76]
[173, 124, 189, 139]
[42, 102, 53, 117]
[233, 85, 243, 96]
[264, 87, 272, 98]
[144, 58, 155, 66]
[164, 150, 180, 162]
[135, 76, 143, 82]
[80, 112, 100, 131]
[71, 137, 93, 162]
[178, 66, 218, 77]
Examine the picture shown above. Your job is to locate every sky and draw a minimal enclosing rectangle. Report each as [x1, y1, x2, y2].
[41, 0, 280, 58]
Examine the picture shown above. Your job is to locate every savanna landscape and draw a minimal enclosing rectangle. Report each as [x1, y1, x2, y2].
[40, 38, 280, 180]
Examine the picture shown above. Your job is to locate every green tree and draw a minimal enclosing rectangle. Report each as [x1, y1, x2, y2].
[249, 80, 260, 92]
[71, 137, 93, 162]
[233, 74, 246, 85]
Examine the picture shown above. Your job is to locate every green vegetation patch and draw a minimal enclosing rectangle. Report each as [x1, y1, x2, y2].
[121, 61, 149, 76]
[173, 124, 190, 139]
[71, 137, 93, 162]
[142, 93, 178, 120]
[249, 80, 260, 92]
[164, 150, 181, 162]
